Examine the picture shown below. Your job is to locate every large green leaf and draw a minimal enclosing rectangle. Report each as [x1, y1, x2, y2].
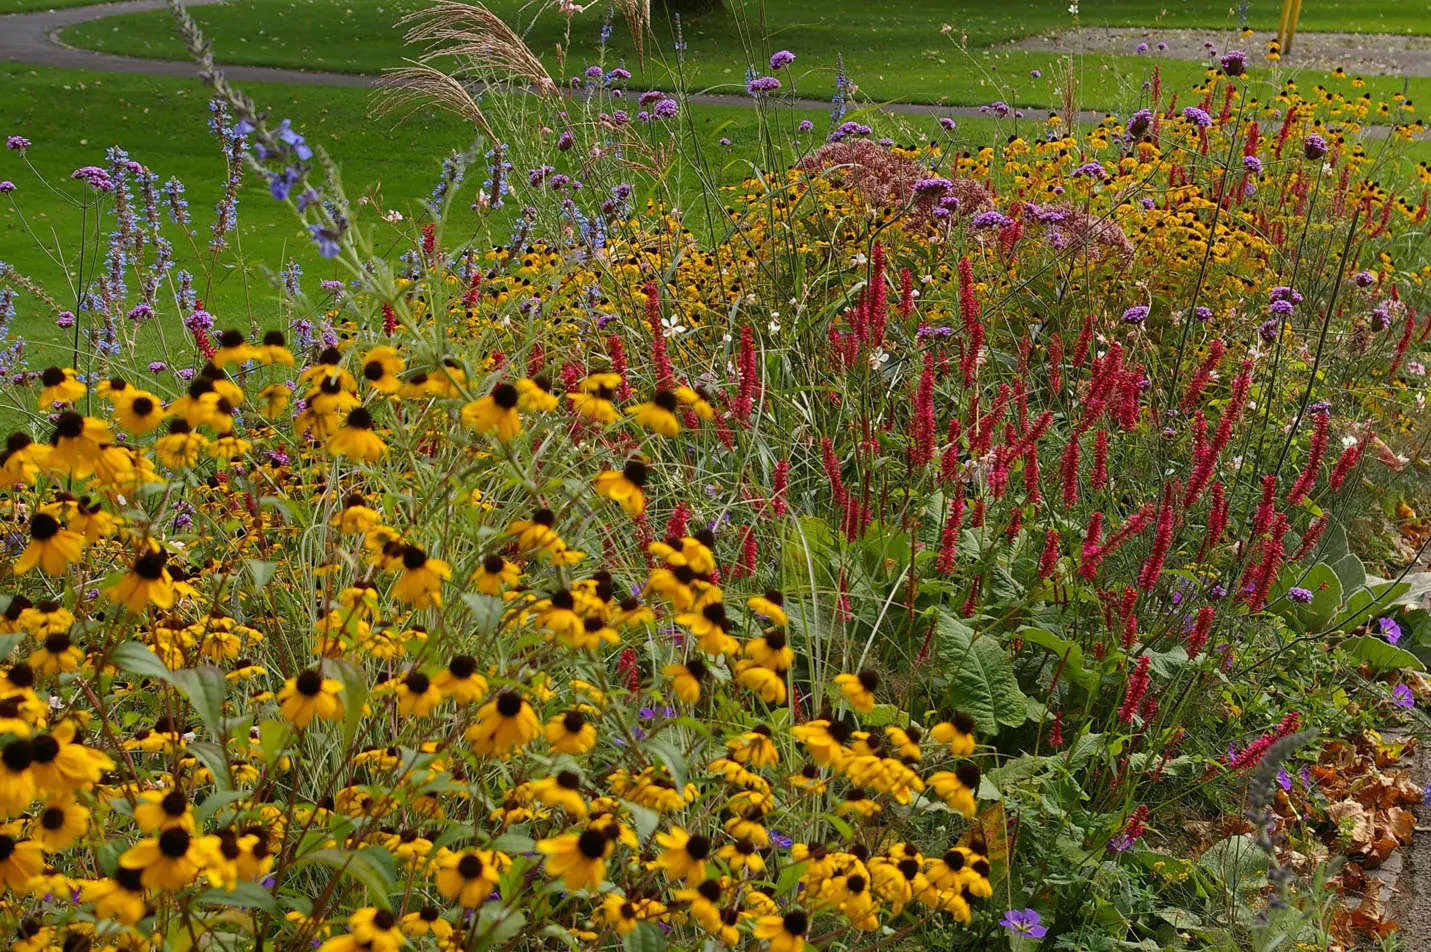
[1018, 627, 1098, 691]
[935, 613, 1027, 730]
[1340, 635, 1425, 672]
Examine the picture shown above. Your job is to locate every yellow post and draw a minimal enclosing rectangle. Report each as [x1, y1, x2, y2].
[1283, 0, 1304, 55]
[1276, 0, 1294, 55]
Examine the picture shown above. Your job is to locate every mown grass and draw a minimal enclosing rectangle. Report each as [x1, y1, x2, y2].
[0, 62, 955, 359]
[56, 0, 1431, 112]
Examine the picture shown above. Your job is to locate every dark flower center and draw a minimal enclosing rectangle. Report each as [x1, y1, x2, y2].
[158, 827, 192, 858]
[482, 555, 505, 574]
[562, 710, 586, 732]
[161, 790, 188, 815]
[448, 655, 477, 679]
[404, 671, 431, 694]
[685, 835, 711, 860]
[492, 384, 518, 409]
[134, 552, 167, 580]
[495, 692, 523, 717]
[783, 911, 808, 936]
[29, 513, 60, 541]
[219, 330, 245, 348]
[295, 670, 323, 696]
[577, 828, 609, 858]
[2, 739, 34, 771]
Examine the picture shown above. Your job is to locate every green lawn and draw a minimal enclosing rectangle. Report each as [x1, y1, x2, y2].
[0, 0, 133, 12]
[56, 0, 1431, 113]
[0, 62, 940, 360]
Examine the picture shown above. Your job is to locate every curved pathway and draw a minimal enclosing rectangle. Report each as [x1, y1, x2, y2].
[0, 0, 1115, 123]
[0, 0, 1423, 138]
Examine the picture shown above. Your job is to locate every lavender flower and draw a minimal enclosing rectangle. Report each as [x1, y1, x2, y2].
[6, 136, 30, 151]
[769, 50, 795, 71]
[1182, 106, 1213, 129]
[71, 166, 115, 192]
[1121, 305, 1150, 324]
[0, 182, 13, 194]
[1259, 318, 1281, 342]
[1135, 42, 1149, 54]
[1353, 270, 1375, 288]
[1393, 684, 1415, 709]
[653, 99, 679, 119]
[1270, 286, 1303, 304]
[1303, 133, 1328, 160]
[971, 211, 1013, 229]
[798, 120, 814, 132]
[1000, 909, 1048, 938]
[1127, 109, 1153, 138]
[747, 76, 782, 96]
[1378, 617, 1403, 644]
[1220, 50, 1247, 76]
[913, 176, 953, 195]
[1243, 155, 1263, 174]
[1287, 586, 1313, 604]
[1195, 305, 1213, 320]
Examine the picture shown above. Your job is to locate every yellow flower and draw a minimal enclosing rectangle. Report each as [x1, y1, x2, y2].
[277, 670, 345, 728]
[466, 691, 540, 757]
[112, 391, 168, 434]
[432, 655, 487, 704]
[626, 390, 681, 437]
[663, 659, 707, 704]
[471, 554, 520, 595]
[567, 373, 622, 422]
[392, 545, 451, 608]
[652, 826, 711, 882]
[107, 548, 177, 615]
[834, 671, 880, 714]
[530, 770, 588, 817]
[436, 849, 505, 907]
[37, 367, 85, 405]
[359, 346, 404, 394]
[462, 383, 523, 441]
[546, 709, 598, 754]
[13, 513, 83, 576]
[212, 330, 261, 369]
[537, 827, 612, 892]
[327, 407, 388, 462]
[929, 713, 978, 756]
[516, 375, 560, 411]
[754, 910, 810, 952]
[594, 460, 649, 517]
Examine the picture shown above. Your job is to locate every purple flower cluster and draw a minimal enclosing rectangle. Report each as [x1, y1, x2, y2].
[1220, 49, 1247, 76]
[1303, 133, 1328, 160]
[769, 50, 795, 71]
[1243, 155, 1263, 174]
[1182, 106, 1213, 129]
[6, 136, 29, 151]
[747, 75, 782, 96]
[1121, 305, 1149, 324]
[1127, 109, 1153, 138]
[71, 166, 115, 192]
[913, 176, 953, 195]
[1287, 586, 1313, 604]
[970, 210, 1013, 229]
[0, 182, 13, 195]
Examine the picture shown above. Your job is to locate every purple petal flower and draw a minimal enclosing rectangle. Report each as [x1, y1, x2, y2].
[1379, 617, 1403, 644]
[1393, 683, 1415, 709]
[1000, 908, 1048, 938]
[6, 136, 31, 151]
[769, 50, 796, 71]
[1287, 586, 1313, 604]
[1121, 305, 1150, 324]
[0, 181, 14, 194]
[747, 76, 782, 96]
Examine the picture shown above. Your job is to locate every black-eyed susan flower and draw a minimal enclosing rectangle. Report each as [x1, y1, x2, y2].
[13, 513, 83, 576]
[734, 660, 787, 704]
[28, 723, 110, 793]
[627, 389, 681, 437]
[674, 384, 716, 420]
[119, 827, 215, 891]
[256, 329, 294, 365]
[930, 712, 977, 756]
[530, 769, 588, 817]
[392, 545, 450, 608]
[401, 906, 454, 940]
[462, 383, 523, 441]
[37, 367, 85, 405]
[153, 419, 208, 469]
[567, 372, 622, 422]
[107, 547, 176, 614]
[359, 346, 404, 394]
[537, 826, 613, 892]
[471, 554, 520, 595]
[327, 407, 388, 462]
[17, 599, 73, 638]
[516, 375, 559, 411]
[754, 909, 809, 952]
[726, 725, 779, 767]
[744, 629, 794, 671]
[383, 670, 442, 717]
[718, 836, 767, 874]
[112, 391, 167, 434]
[546, 709, 598, 754]
[679, 603, 738, 657]
[258, 383, 292, 417]
[332, 494, 382, 535]
[432, 655, 487, 704]
[927, 762, 980, 818]
[82, 866, 147, 925]
[47, 412, 108, 478]
[0, 824, 43, 892]
[612, 596, 654, 628]
[212, 330, 260, 369]
[835, 671, 880, 714]
[652, 826, 712, 882]
[27, 633, 83, 675]
[594, 894, 667, 935]
[277, 670, 345, 728]
[663, 657, 707, 704]
[466, 691, 540, 756]
[674, 878, 726, 933]
[0, 433, 50, 485]
[594, 459, 649, 517]
[29, 797, 88, 850]
[748, 590, 788, 626]
[791, 718, 852, 767]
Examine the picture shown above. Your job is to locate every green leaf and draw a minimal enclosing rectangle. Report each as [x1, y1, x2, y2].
[1330, 553, 1367, 594]
[1018, 627, 1097, 691]
[1340, 635, 1425, 671]
[474, 902, 527, 951]
[246, 559, 278, 590]
[110, 640, 173, 678]
[167, 666, 228, 739]
[644, 736, 688, 790]
[622, 923, 667, 952]
[258, 719, 291, 766]
[1334, 580, 1412, 633]
[772, 861, 807, 898]
[934, 613, 1027, 729]
[196, 881, 278, 913]
[188, 741, 234, 792]
[294, 847, 396, 908]
[1196, 835, 1268, 892]
[622, 800, 661, 844]
[325, 658, 369, 751]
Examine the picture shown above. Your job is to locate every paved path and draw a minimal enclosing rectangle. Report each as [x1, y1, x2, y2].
[0, 0, 1422, 139]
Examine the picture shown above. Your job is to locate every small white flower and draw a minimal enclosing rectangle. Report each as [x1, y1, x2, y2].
[868, 348, 890, 370]
[661, 315, 688, 337]
[768, 317, 782, 334]
[849, 252, 868, 267]
[1068, 2, 1079, 14]
[382, 209, 404, 223]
